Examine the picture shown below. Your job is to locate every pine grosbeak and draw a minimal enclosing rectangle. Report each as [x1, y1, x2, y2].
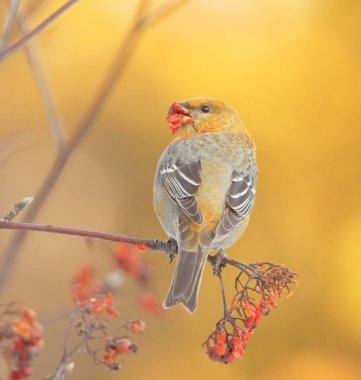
[153, 98, 257, 313]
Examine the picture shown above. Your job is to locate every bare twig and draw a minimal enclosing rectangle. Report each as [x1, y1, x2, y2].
[0, 220, 264, 274]
[52, 312, 77, 380]
[0, 0, 80, 63]
[218, 274, 229, 320]
[0, 0, 21, 50]
[0, 198, 33, 222]
[0, 0, 188, 295]
[0, 221, 177, 257]
[11, 3, 67, 150]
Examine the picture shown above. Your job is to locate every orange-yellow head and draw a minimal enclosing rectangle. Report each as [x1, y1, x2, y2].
[166, 97, 245, 139]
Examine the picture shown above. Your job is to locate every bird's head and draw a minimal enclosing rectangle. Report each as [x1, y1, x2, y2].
[166, 97, 244, 139]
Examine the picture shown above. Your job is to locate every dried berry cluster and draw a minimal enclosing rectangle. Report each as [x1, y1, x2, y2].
[0, 304, 44, 379]
[204, 262, 298, 364]
[0, 237, 298, 378]
[72, 292, 145, 371]
[66, 266, 147, 372]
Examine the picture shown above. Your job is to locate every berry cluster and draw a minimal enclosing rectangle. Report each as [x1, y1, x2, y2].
[0, 305, 44, 379]
[204, 262, 297, 363]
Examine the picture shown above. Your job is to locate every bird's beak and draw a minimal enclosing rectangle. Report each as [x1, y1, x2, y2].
[167, 102, 193, 134]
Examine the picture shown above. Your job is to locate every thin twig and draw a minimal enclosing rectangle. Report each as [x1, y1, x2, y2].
[0, 0, 80, 63]
[0, 221, 177, 257]
[12, 4, 67, 150]
[218, 274, 229, 320]
[52, 311, 77, 380]
[50, 361, 74, 380]
[0, 0, 21, 50]
[0, 198, 33, 222]
[62, 312, 76, 358]
[0, 0, 188, 295]
[0, 220, 258, 274]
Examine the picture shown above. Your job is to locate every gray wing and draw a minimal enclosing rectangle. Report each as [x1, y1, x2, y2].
[160, 160, 202, 224]
[216, 170, 256, 238]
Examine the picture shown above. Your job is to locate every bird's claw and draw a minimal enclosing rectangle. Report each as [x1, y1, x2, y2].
[212, 249, 228, 276]
[168, 253, 176, 264]
[166, 238, 178, 264]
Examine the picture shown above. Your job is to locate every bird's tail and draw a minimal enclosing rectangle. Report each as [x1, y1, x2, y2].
[163, 246, 209, 313]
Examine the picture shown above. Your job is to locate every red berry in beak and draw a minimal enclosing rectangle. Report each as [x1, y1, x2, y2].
[166, 102, 193, 134]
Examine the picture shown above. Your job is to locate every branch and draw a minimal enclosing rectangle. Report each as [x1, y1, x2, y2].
[5, 0, 67, 150]
[0, 221, 176, 257]
[0, 220, 272, 275]
[0, 219, 244, 273]
[0, 0, 20, 50]
[0, 0, 80, 63]
[52, 311, 77, 380]
[0, 0, 189, 295]
[0, 215, 298, 367]
[0, 198, 33, 222]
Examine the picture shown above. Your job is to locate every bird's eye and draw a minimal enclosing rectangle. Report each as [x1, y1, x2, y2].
[201, 105, 210, 113]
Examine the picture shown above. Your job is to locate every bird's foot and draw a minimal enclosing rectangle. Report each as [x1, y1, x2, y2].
[166, 238, 178, 263]
[212, 249, 228, 276]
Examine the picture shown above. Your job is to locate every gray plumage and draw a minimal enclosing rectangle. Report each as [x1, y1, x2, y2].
[154, 129, 257, 313]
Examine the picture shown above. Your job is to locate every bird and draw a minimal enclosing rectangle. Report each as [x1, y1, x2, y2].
[153, 97, 257, 313]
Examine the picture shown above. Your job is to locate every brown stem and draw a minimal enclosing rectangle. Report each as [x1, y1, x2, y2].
[53, 311, 77, 380]
[0, 0, 80, 63]
[0, 221, 177, 257]
[0, 220, 244, 270]
[229, 261, 257, 278]
[0, 219, 262, 271]
[0, 0, 188, 296]
[218, 273, 229, 320]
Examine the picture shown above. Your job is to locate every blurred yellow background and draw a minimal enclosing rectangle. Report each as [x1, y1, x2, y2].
[0, 0, 361, 379]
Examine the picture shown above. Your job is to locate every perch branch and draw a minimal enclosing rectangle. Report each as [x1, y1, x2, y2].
[0, 220, 245, 270]
[0, 220, 291, 285]
[0, 221, 177, 257]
